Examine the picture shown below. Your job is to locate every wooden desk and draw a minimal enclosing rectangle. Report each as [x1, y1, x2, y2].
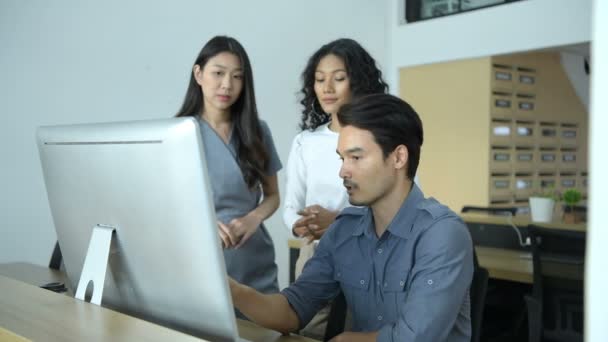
[462, 214, 585, 283]
[460, 213, 586, 232]
[475, 246, 533, 284]
[0, 263, 316, 342]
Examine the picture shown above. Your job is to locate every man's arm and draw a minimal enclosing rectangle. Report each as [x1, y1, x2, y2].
[378, 217, 474, 341]
[229, 278, 300, 334]
[329, 331, 379, 342]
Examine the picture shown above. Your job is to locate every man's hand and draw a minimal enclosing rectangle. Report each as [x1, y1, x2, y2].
[291, 205, 338, 242]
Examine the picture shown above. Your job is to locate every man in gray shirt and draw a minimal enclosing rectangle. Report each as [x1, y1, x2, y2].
[229, 93, 473, 342]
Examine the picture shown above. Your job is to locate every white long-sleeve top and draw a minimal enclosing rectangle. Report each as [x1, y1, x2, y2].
[282, 122, 350, 232]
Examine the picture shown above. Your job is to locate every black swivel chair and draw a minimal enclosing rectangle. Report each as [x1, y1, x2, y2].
[323, 291, 347, 341]
[470, 250, 489, 342]
[524, 225, 585, 342]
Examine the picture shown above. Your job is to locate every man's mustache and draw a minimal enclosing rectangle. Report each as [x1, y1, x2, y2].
[343, 179, 358, 189]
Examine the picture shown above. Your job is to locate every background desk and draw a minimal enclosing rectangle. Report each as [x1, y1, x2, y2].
[463, 213, 585, 283]
[0, 263, 317, 342]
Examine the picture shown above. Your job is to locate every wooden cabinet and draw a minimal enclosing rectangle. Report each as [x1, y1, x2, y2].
[400, 52, 588, 213]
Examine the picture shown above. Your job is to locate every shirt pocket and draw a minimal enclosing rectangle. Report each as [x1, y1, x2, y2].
[381, 269, 410, 319]
[334, 263, 370, 290]
[333, 263, 370, 317]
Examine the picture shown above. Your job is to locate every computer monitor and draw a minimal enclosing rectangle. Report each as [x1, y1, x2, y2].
[37, 117, 241, 342]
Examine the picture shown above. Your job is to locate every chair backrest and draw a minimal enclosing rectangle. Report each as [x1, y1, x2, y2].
[461, 206, 518, 216]
[324, 291, 347, 341]
[526, 225, 585, 336]
[470, 249, 489, 342]
[527, 225, 585, 298]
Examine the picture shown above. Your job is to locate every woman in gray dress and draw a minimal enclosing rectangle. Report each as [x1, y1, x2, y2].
[175, 36, 281, 297]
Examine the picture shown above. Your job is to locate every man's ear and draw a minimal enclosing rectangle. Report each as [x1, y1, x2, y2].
[393, 145, 409, 170]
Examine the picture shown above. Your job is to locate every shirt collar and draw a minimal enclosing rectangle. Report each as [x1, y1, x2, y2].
[351, 184, 425, 240]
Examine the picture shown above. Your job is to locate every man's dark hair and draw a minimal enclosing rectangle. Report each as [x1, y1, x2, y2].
[337, 94, 423, 180]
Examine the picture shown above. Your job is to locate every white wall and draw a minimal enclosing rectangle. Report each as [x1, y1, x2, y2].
[0, 0, 387, 289]
[587, 0, 608, 340]
[387, 0, 592, 94]
[561, 51, 591, 111]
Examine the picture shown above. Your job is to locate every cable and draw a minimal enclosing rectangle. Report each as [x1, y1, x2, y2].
[504, 211, 531, 247]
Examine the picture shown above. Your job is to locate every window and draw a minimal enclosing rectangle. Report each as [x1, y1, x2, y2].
[405, 0, 525, 23]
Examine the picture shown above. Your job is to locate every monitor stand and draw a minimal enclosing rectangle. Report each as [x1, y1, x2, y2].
[74, 224, 116, 305]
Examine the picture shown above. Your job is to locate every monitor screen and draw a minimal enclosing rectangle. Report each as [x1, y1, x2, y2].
[37, 117, 240, 342]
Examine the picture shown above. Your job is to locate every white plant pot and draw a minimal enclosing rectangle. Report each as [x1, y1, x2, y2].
[529, 197, 555, 223]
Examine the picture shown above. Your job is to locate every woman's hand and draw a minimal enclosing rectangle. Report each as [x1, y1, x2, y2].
[292, 205, 338, 243]
[218, 212, 263, 249]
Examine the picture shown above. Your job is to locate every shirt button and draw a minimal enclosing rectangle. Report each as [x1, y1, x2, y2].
[384, 282, 388, 287]
[399, 280, 405, 286]
[377, 315, 383, 321]
[377, 248, 383, 254]
[428, 279, 434, 285]
[337, 272, 341, 277]
[360, 280, 365, 285]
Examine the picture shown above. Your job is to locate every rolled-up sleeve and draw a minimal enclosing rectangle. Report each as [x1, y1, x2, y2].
[281, 228, 341, 328]
[378, 217, 473, 342]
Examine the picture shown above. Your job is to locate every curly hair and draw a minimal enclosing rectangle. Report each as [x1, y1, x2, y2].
[299, 38, 389, 131]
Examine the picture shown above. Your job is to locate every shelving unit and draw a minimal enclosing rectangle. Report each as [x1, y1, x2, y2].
[399, 51, 588, 212]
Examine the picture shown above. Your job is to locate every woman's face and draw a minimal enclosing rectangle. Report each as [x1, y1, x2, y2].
[313, 54, 352, 115]
[194, 52, 244, 116]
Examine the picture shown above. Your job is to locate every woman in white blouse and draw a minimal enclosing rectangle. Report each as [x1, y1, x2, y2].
[282, 38, 389, 339]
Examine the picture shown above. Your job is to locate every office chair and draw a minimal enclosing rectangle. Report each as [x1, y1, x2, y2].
[470, 250, 489, 342]
[524, 225, 585, 342]
[323, 291, 347, 341]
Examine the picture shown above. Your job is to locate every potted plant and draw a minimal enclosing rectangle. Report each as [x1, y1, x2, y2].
[529, 187, 560, 223]
[562, 188, 584, 224]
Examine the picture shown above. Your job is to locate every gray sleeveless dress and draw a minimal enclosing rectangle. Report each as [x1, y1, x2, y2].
[197, 118, 281, 296]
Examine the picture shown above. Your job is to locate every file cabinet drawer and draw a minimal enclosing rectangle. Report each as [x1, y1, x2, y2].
[515, 68, 536, 93]
[558, 172, 577, 191]
[538, 148, 558, 172]
[491, 64, 514, 92]
[537, 122, 558, 145]
[490, 147, 513, 172]
[491, 92, 513, 118]
[538, 173, 557, 192]
[559, 123, 580, 147]
[514, 147, 535, 171]
[514, 173, 534, 198]
[559, 148, 578, 169]
[513, 120, 535, 145]
[490, 174, 512, 197]
[490, 119, 512, 145]
[514, 93, 536, 120]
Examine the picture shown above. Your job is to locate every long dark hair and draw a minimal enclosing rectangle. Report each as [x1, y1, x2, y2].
[338, 94, 423, 180]
[299, 38, 389, 131]
[176, 36, 268, 188]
